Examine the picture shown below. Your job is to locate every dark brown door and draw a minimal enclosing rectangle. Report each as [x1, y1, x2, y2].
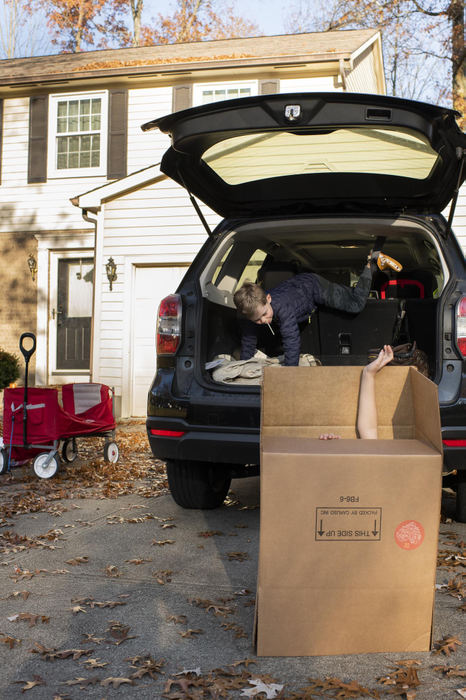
[56, 258, 93, 370]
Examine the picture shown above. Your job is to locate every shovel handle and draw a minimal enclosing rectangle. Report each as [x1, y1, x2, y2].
[19, 333, 36, 362]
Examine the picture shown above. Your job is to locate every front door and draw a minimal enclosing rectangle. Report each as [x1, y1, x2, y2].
[56, 258, 94, 370]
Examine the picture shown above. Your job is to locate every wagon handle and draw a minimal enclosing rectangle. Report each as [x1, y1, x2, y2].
[19, 333, 36, 363]
[19, 333, 36, 447]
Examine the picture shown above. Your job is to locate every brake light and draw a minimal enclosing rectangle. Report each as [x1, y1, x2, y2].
[157, 294, 181, 355]
[443, 439, 466, 447]
[456, 296, 466, 358]
[150, 428, 185, 437]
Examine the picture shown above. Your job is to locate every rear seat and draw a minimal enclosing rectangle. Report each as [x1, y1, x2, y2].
[317, 299, 401, 365]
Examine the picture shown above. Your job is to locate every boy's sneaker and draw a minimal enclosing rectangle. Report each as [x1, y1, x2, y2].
[368, 250, 403, 273]
[376, 253, 403, 272]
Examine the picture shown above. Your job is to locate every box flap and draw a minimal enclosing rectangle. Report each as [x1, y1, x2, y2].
[410, 367, 443, 454]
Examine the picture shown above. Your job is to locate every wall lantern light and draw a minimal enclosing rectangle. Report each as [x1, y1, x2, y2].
[106, 257, 117, 291]
[27, 253, 37, 282]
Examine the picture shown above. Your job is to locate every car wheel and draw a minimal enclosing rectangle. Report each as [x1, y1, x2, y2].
[62, 438, 78, 463]
[33, 453, 60, 479]
[0, 449, 8, 475]
[104, 442, 119, 463]
[456, 470, 466, 523]
[166, 459, 232, 509]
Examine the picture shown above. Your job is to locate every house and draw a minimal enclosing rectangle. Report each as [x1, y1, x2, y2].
[2, 28, 457, 416]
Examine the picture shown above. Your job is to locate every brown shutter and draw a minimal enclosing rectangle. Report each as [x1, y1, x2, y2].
[107, 89, 128, 180]
[172, 85, 192, 112]
[28, 94, 48, 184]
[0, 99, 3, 186]
[260, 80, 280, 95]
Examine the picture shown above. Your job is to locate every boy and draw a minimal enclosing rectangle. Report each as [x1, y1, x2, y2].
[233, 251, 401, 367]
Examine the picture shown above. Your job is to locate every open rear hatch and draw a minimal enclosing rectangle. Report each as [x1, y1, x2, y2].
[142, 92, 465, 220]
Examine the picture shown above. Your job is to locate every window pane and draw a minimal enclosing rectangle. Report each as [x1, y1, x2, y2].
[53, 95, 104, 171]
[57, 102, 67, 118]
[80, 150, 90, 167]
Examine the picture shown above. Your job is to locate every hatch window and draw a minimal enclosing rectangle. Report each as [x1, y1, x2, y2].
[202, 127, 438, 185]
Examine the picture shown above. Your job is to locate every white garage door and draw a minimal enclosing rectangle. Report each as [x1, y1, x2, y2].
[132, 265, 188, 416]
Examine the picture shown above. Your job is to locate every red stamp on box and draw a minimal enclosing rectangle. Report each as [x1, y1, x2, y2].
[394, 520, 425, 550]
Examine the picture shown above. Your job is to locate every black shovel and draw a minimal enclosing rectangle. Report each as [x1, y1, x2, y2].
[19, 333, 36, 447]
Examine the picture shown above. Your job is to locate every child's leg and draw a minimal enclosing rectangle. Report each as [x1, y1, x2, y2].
[315, 264, 372, 314]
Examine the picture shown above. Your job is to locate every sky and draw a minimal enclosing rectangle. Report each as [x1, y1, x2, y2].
[142, 0, 289, 37]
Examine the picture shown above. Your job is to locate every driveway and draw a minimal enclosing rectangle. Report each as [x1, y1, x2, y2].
[0, 424, 464, 699]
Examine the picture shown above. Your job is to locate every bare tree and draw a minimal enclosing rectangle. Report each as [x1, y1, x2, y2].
[284, 0, 465, 123]
[0, 0, 51, 58]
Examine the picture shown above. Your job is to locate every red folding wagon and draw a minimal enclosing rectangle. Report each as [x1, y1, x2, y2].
[0, 334, 118, 479]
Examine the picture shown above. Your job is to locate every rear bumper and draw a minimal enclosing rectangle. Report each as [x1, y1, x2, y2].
[442, 426, 466, 470]
[146, 416, 259, 465]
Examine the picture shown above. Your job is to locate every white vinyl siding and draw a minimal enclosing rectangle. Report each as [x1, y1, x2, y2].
[92, 176, 220, 414]
[447, 184, 466, 254]
[279, 76, 342, 92]
[127, 86, 172, 172]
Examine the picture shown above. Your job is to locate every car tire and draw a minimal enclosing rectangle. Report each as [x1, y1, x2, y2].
[62, 438, 78, 463]
[166, 459, 232, 509]
[33, 452, 60, 479]
[456, 470, 466, 523]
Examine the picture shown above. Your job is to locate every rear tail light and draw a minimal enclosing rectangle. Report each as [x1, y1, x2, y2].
[456, 296, 466, 358]
[157, 294, 181, 355]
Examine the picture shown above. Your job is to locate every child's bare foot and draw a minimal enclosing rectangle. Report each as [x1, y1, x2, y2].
[319, 433, 341, 440]
[364, 345, 394, 375]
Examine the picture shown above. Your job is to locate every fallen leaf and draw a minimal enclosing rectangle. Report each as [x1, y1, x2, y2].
[126, 557, 152, 565]
[433, 664, 466, 677]
[241, 678, 284, 698]
[100, 676, 135, 688]
[433, 635, 463, 655]
[180, 629, 204, 638]
[0, 632, 21, 649]
[152, 539, 175, 546]
[8, 612, 49, 627]
[14, 675, 46, 691]
[227, 551, 249, 562]
[61, 676, 101, 688]
[104, 565, 121, 577]
[81, 633, 105, 644]
[65, 556, 89, 565]
[152, 569, 173, 585]
[69, 605, 87, 615]
[198, 530, 224, 538]
[166, 615, 187, 625]
[106, 621, 138, 646]
[81, 658, 108, 668]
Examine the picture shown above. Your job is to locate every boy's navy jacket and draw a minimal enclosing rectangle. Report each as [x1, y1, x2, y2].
[239, 273, 324, 366]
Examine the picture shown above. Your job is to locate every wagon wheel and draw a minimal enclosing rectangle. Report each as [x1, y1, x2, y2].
[33, 452, 60, 479]
[0, 449, 8, 475]
[104, 442, 119, 463]
[62, 438, 78, 463]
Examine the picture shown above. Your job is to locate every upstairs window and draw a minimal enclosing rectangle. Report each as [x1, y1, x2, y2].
[193, 81, 257, 106]
[48, 92, 108, 178]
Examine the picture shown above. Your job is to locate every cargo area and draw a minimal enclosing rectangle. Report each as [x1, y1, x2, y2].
[199, 217, 445, 381]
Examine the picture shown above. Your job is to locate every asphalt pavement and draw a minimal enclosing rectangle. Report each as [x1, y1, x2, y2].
[0, 438, 464, 699]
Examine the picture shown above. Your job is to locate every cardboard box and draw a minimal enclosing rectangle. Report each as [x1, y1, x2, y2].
[256, 366, 443, 656]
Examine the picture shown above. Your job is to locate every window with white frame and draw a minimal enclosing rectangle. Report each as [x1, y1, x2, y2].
[193, 81, 258, 106]
[48, 92, 108, 177]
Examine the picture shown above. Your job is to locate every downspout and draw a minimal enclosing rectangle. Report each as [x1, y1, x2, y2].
[339, 59, 350, 91]
[81, 207, 99, 382]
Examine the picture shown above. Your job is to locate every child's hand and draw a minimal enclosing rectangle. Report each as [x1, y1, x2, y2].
[365, 345, 393, 375]
[319, 433, 341, 440]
